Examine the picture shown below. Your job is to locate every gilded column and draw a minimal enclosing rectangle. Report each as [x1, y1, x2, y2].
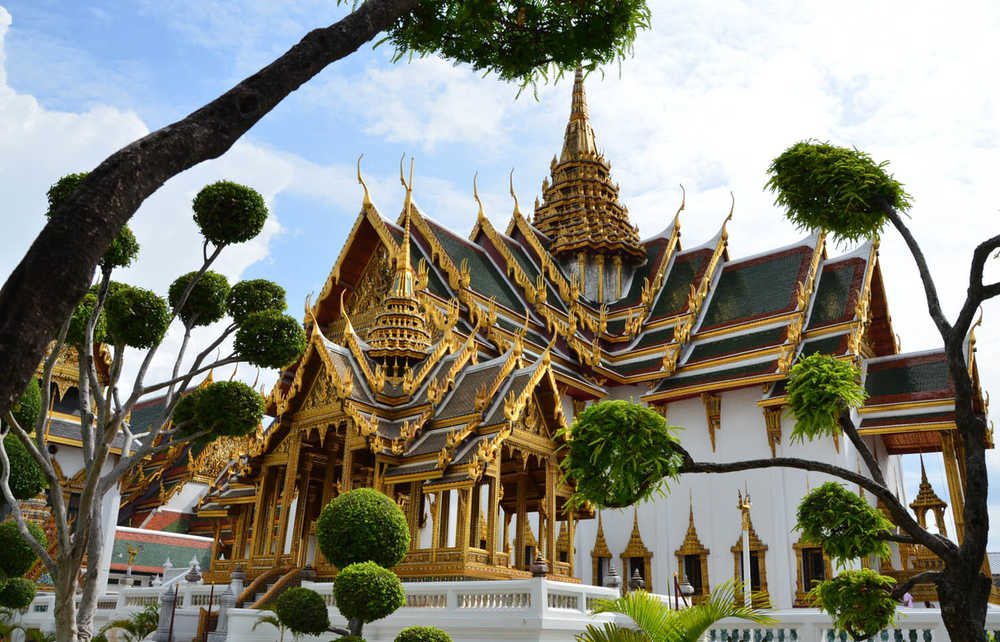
[940, 431, 966, 541]
[515, 476, 527, 568]
[430, 491, 443, 562]
[595, 254, 605, 302]
[545, 457, 557, 565]
[249, 467, 270, 558]
[487, 469, 500, 563]
[275, 432, 302, 562]
[408, 481, 422, 552]
[290, 457, 313, 563]
[613, 256, 623, 299]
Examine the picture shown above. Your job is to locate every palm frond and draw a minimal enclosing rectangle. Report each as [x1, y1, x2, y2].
[576, 622, 652, 642]
[663, 582, 776, 642]
[252, 614, 283, 631]
[590, 590, 674, 640]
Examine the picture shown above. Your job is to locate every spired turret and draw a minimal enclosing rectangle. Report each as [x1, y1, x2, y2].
[532, 67, 645, 303]
[366, 162, 432, 372]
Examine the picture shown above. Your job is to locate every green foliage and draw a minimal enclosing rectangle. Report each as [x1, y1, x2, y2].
[227, 279, 287, 323]
[385, 1, 650, 88]
[395, 626, 452, 642]
[765, 141, 911, 243]
[317, 488, 410, 570]
[796, 482, 892, 563]
[336, 637, 366, 642]
[275, 587, 330, 635]
[47, 173, 139, 270]
[333, 561, 405, 624]
[0, 520, 46, 577]
[175, 381, 264, 441]
[557, 400, 684, 509]
[252, 612, 286, 642]
[810, 569, 896, 640]
[10, 379, 41, 431]
[193, 181, 268, 246]
[786, 353, 866, 443]
[0, 578, 36, 610]
[578, 581, 774, 642]
[2, 436, 47, 502]
[105, 286, 171, 349]
[66, 293, 107, 346]
[168, 271, 231, 328]
[97, 604, 159, 642]
[234, 310, 307, 369]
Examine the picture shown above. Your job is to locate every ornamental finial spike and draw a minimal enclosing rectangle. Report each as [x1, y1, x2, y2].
[726, 191, 735, 226]
[473, 171, 485, 220]
[399, 154, 415, 270]
[509, 169, 521, 217]
[570, 65, 588, 122]
[674, 184, 686, 228]
[357, 154, 372, 207]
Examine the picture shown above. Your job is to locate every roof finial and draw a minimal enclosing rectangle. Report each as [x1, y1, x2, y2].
[674, 184, 686, 228]
[509, 169, 521, 217]
[399, 154, 415, 270]
[339, 289, 355, 336]
[570, 65, 588, 122]
[919, 454, 928, 483]
[357, 154, 372, 207]
[473, 172, 485, 220]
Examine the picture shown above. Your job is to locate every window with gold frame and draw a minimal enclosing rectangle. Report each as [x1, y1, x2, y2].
[674, 502, 710, 603]
[793, 534, 831, 607]
[621, 510, 652, 592]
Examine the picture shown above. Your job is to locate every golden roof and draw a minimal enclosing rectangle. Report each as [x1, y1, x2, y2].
[366, 161, 432, 363]
[531, 67, 644, 263]
[910, 456, 947, 512]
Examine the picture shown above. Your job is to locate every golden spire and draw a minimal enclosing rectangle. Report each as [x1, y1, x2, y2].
[570, 66, 589, 122]
[561, 66, 598, 160]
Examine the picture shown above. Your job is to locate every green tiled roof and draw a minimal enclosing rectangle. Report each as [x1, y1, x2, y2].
[633, 326, 674, 348]
[654, 360, 777, 392]
[609, 356, 662, 376]
[701, 250, 809, 329]
[606, 318, 627, 335]
[649, 251, 709, 319]
[807, 260, 863, 329]
[687, 326, 785, 363]
[799, 333, 848, 357]
[110, 534, 211, 572]
[427, 221, 525, 313]
[865, 357, 951, 399]
[130, 399, 167, 432]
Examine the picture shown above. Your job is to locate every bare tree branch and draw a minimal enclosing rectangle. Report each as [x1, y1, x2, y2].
[890, 570, 942, 600]
[839, 408, 886, 487]
[885, 208, 951, 340]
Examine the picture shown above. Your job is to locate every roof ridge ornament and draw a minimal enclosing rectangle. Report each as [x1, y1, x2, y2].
[473, 171, 485, 220]
[357, 154, 372, 208]
[509, 168, 521, 217]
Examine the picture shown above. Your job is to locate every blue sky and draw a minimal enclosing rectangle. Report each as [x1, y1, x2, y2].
[2, 0, 1000, 547]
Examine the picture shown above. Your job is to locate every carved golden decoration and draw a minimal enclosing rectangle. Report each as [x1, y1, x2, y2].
[620, 509, 653, 591]
[793, 533, 831, 607]
[701, 393, 721, 452]
[763, 406, 782, 457]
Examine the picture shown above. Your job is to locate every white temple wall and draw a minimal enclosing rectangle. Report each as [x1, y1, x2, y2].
[568, 385, 896, 610]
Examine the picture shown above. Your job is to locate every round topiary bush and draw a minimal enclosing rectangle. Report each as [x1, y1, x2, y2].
[227, 279, 286, 323]
[333, 561, 405, 624]
[105, 286, 171, 349]
[0, 520, 46, 577]
[47, 173, 139, 270]
[334, 637, 366, 642]
[0, 577, 36, 609]
[176, 381, 263, 440]
[765, 141, 911, 243]
[395, 625, 452, 642]
[317, 488, 409, 570]
[275, 586, 329, 635]
[234, 310, 307, 369]
[193, 181, 268, 246]
[796, 482, 892, 562]
[66, 292, 107, 347]
[558, 400, 684, 509]
[168, 271, 231, 328]
[787, 353, 867, 442]
[10, 379, 41, 432]
[810, 569, 896, 639]
[3, 436, 47, 502]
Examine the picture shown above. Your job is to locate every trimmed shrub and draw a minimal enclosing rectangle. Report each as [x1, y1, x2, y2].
[275, 586, 329, 635]
[335, 637, 366, 642]
[10, 379, 41, 431]
[317, 489, 409, 570]
[193, 181, 268, 246]
[105, 287, 171, 349]
[558, 400, 684, 509]
[234, 310, 307, 369]
[66, 293, 107, 347]
[168, 271, 231, 328]
[0, 520, 46, 577]
[787, 353, 867, 442]
[0, 577, 37, 609]
[333, 562, 404, 624]
[3, 436, 47, 501]
[395, 626, 452, 642]
[227, 279, 287, 323]
[177, 381, 263, 440]
[796, 482, 892, 562]
[47, 173, 139, 269]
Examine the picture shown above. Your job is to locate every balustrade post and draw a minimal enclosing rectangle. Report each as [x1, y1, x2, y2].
[207, 585, 236, 642]
[152, 586, 176, 642]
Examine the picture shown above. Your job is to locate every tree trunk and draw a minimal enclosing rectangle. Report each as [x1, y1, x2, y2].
[937, 568, 991, 642]
[0, 0, 419, 423]
[53, 569, 79, 642]
[75, 513, 107, 642]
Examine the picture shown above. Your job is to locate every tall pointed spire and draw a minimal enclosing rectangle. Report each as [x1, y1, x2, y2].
[561, 66, 599, 160]
[533, 66, 644, 281]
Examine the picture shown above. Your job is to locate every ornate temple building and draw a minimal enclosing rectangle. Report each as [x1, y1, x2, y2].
[49, 68, 987, 613]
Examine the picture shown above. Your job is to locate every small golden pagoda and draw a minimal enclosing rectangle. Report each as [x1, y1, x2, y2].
[365, 162, 432, 371]
[532, 67, 644, 302]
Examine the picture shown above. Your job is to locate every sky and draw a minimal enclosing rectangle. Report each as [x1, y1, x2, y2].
[2, 1, 1000, 546]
